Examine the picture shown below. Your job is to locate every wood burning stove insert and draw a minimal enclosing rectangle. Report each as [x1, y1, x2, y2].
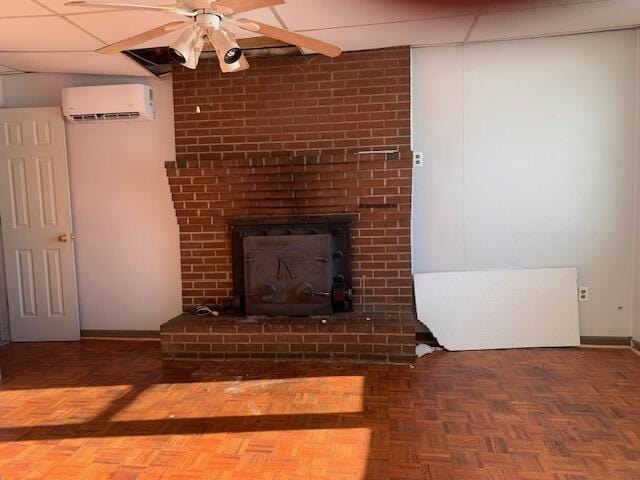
[230, 216, 354, 316]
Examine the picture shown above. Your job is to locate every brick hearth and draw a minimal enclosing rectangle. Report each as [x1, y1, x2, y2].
[161, 313, 415, 364]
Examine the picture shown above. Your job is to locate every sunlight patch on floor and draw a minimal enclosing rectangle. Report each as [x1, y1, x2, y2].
[0, 376, 366, 428]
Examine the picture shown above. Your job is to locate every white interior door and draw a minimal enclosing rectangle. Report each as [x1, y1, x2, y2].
[0, 107, 79, 341]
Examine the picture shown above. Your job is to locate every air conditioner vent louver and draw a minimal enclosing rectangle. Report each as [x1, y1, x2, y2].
[70, 112, 141, 122]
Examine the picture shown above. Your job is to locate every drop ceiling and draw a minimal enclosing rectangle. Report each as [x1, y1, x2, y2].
[1, 0, 639, 76]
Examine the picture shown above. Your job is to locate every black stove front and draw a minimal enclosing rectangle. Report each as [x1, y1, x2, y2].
[230, 216, 353, 316]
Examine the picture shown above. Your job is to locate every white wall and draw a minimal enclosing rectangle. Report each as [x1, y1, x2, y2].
[1, 73, 182, 331]
[0, 76, 6, 341]
[635, 31, 640, 344]
[412, 30, 638, 338]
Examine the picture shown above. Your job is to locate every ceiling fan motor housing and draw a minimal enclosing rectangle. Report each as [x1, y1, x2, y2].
[177, 0, 215, 9]
[196, 12, 221, 29]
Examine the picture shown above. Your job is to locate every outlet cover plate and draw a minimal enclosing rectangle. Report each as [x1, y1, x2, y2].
[578, 286, 589, 302]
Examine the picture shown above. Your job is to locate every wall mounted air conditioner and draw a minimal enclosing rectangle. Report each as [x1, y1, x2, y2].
[62, 84, 154, 123]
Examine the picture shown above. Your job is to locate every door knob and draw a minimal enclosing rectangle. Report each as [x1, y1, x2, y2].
[58, 234, 70, 243]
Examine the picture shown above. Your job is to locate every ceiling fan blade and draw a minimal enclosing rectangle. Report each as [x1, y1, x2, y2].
[97, 21, 189, 54]
[210, 0, 283, 15]
[65, 1, 197, 16]
[232, 19, 342, 57]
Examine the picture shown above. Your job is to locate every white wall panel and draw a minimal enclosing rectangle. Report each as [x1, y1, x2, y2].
[412, 30, 637, 337]
[634, 30, 640, 344]
[415, 268, 580, 350]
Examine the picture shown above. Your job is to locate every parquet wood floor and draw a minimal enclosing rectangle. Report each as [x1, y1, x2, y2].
[0, 341, 639, 479]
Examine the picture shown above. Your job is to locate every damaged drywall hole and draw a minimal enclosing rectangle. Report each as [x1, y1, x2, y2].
[416, 344, 435, 358]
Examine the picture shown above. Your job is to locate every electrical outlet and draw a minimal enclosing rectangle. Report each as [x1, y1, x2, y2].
[578, 286, 589, 302]
[413, 152, 424, 167]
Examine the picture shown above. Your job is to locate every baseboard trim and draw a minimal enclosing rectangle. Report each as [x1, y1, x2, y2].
[81, 330, 160, 340]
[580, 336, 631, 346]
[633, 339, 640, 353]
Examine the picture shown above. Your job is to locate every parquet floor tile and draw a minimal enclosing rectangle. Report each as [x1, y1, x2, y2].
[0, 341, 639, 479]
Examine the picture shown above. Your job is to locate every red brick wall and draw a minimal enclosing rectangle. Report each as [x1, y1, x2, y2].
[167, 46, 413, 313]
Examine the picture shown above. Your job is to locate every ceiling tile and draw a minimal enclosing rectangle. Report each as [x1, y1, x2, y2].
[302, 15, 476, 52]
[470, 0, 640, 42]
[68, 9, 187, 47]
[482, 0, 605, 13]
[38, 0, 176, 14]
[223, 8, 282, 40]
[0, 0, 52, 17]
[0, 51, 152, 75]
[275, 0, 479, 31]
[0, 16, 104, 51]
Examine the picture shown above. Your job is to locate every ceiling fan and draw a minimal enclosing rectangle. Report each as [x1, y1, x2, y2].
[65, 0, 342, 72]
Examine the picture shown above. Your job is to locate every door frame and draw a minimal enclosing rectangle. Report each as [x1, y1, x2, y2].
[0, 223, 9, 343]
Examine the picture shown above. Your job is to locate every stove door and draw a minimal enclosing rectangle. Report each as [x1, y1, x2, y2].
[243, 234, 333, 316]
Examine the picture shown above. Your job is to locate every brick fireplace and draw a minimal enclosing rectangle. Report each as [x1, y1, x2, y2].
[161, 46, 415, 363]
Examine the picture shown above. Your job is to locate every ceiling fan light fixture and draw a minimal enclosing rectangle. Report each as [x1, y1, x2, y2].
[167, 47, 185, 64]
[207, 27, 248, 73]
[224, 47, 242, 64]
[168, 27, 204, 69]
